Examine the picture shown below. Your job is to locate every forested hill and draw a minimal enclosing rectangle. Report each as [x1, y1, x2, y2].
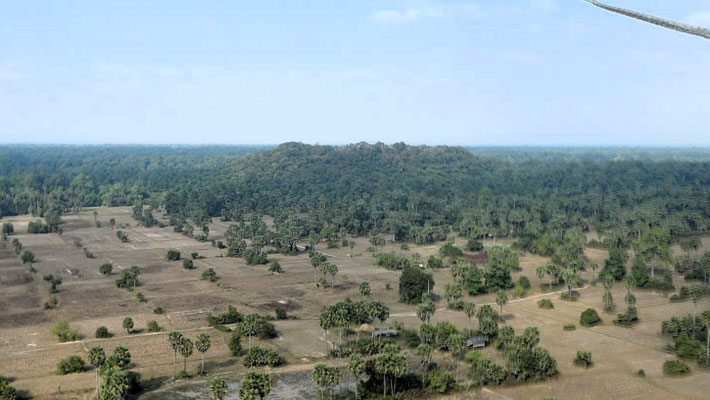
[1, 143, 710, 246]
[225, 141, 490, 216]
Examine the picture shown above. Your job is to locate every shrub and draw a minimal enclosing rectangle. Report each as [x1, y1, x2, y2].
[465, 239, 484, 251]
[182, 259, 194, 269]
[56, 355, 85, 375]
[427, 369, 457, 394]
[560, 291, 579, 301]
[99, 263, 113, 275]
[376, 253, 410, 270]
[153, 307, 164, 314]
[95, 326, 111, 338]
[574, 351, 593, 368]
[616, 307, 639, 326]
[275, 308, 288, 320]
[580, 308, 601, 327]
[147, 320, 161, 332]
[191, 252, 199, 259]
[27, 220, 49, 234]
[400, 243, 410, 251]
[202, 268, 218, 282]
[52, 321, 80, 342]
[518, 276, 531, 290]
[166, 249, 181, 261]
[427, 255, 444, 269]
[208, 305, 243, 326]
[538, 298, 554, 309]
[637, 369, 645, 377]
[563, 324, 576, 331]
[242, 346, 284, 367]
[663, 360, 690, 376]
[269, 261, 283, 273]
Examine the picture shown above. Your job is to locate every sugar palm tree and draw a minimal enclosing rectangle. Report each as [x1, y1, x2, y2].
[195, 332, 211, 375]
[87, 346, 106, 396]
[178, 337, 194, 375]
[168, 331, 184, 380]
[208, 377, 229, 400]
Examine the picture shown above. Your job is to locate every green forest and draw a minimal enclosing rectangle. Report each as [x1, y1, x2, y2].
[1, 143, 709, 248]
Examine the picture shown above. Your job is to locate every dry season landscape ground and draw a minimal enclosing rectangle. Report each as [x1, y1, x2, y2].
[1, 207, 709, 399]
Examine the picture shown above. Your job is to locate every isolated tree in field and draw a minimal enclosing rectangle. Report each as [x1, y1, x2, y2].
[178, 337, 194, 374]
[1, 222, 14, 236]
[195, 332, 211, 375]
[208, 377, 229, 400]
[327, 262, 338, 289]
[88, 346, 106, 396]
[168, 331, 184, 380]
[416, 297, 436, 324]
[359, 281, 371, 297]
[239, 371, 272, 400]
[99, 263, 113, 275]
[12, 238, 22, 254]
[690, 284, 704, 323]
[399, 266, 434, 303]
[122, 317, 134, 334]
[463, 302, 476, 330]
[20, 250, 35, 265]
[496, 290, 508, 320]
[348, 353, 366, 399]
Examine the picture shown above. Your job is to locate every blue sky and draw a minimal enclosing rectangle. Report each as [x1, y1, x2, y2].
[1, 0, 709, 146]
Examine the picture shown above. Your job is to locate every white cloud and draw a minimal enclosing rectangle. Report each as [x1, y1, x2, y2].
[372, 7, 445, 24]
[685, 11, 710, 27]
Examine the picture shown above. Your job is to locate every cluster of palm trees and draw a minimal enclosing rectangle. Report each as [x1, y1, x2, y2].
[168, 331, 211, 380]
[319, 300, 390, 352]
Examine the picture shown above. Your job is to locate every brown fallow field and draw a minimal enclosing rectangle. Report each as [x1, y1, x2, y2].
[0, 207, 708, 399]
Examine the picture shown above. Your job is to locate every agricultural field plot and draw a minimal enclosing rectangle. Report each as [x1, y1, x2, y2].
[0, 208, 709, 399]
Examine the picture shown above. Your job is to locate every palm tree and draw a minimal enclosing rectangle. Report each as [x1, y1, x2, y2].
[87, 346, 106, 396]
[348, 353, 366, 399]
[208, 377, 229, 400]
[178, 337, 194, 375]
[495, 290, 508, 321]
[195, 332, 211, 375]
[168, 331, 184, 380]
[463, 302, 476, 331]
[690, 285, 704, 323]
[584, 0, 710, 40]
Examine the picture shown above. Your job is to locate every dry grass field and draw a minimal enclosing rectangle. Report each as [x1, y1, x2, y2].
[1, 208, 709, 399]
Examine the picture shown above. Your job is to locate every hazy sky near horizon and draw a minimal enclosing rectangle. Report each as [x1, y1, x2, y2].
[1, 1, 709, 146]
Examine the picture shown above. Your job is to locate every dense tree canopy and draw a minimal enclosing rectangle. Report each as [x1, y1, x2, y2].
[1, 144, 709, 247]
